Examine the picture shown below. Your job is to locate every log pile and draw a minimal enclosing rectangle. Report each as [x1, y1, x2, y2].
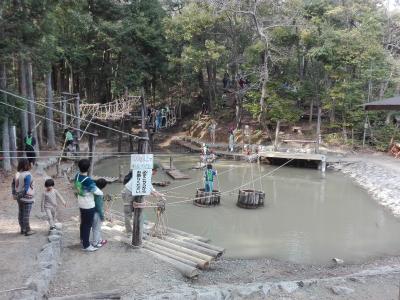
[194, 188, 221, 207]
[101, 218, 224, 279]
[237, 189, 265, 209]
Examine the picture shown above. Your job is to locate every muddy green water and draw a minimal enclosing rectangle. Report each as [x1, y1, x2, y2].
[95, 155, 400, 265]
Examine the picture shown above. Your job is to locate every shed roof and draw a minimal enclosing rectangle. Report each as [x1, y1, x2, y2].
[363, 96, 400, 111]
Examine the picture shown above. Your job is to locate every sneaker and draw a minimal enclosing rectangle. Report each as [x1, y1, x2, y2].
[25, 230, 36, 236]
[94, 239, 107, 248]
[82, 245, 98, 252]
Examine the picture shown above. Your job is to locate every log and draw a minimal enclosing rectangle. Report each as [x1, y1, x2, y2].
[164, 236, 220, 258]
[149, 237, 214, 262]
[142, 249, 200, 279]
[143, 241, 198, 268]
[237, 189, 265, 209]
[194, 188, 221, 207]
[48, 290, 121, 300]
[174, 235, 225, 254]
[144, 221, 210, 243]
[144, 240, 209, 269]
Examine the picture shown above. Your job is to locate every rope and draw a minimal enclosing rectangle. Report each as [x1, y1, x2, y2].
[79, 106, 99, 141]
[0, 89, 142, 140]
[0, 100, 96, 136]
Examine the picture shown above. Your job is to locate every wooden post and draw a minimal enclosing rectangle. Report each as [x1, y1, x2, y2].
[75, 93, 80, 140]
[362, 114, 368, 148]
[274, 120, 280, 151]
[118, 118, 124, 152]
[170, 156, 173, 170]
[62, 94, 67, 128]
[88, 132, 97, 177]
[315, 106, 321, 153]
[132, 90, 149, 247]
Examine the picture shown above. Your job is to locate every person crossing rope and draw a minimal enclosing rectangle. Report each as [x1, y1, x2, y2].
[24, 130, 36, 166]
[204, 164, 217, 193]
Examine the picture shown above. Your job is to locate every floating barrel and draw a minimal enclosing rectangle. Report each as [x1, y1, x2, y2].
[194, 188, 221, 207]
[237, 189, 265, 209]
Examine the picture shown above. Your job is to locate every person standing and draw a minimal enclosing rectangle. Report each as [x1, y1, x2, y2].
[223, 71, 230, 89]
[24, 131, 36, 166]
[228, 130, 234, 152]
[91, 178, 107, 248]
[209, 121, 217, 145]
[122, 163, 165, 234]
[15, 158, 35, 236]
[204, 164, 217, 193]
[41, 179, 66, 231]
[74, 159, 103, 252]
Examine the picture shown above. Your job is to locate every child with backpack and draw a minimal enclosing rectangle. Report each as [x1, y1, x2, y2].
[74, 159, 103, 252]
[91, 178, 107, 248]
[204, 164, 217, 193]
[41, 179, 66, 231]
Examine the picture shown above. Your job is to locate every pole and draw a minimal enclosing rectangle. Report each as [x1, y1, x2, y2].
[362, 114, 368, 148]
[315, 106, 321, 153]
[62, 94, 67, 128]
[273, 120, 280, 151]
[88, 132, 98, 177]
[132, 90, 149, 247]
[75, 93, 80, 140]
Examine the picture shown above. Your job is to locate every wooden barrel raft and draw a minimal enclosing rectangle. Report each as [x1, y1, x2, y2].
[237, 189, 265, 209]
[194, 188, 221, 207]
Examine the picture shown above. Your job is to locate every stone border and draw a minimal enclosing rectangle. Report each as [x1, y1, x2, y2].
[145, 265, 400, 299]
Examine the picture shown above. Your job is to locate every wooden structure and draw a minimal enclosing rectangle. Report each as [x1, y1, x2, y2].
[92, 175, 119, 183]
[194, 188, 221, 207]
[259, 151, 327, 172]
[100, 218, 225, 279]
[152, 181, 171, 187]
[237, 189, 265, 209]
[390, 143, 400, 158]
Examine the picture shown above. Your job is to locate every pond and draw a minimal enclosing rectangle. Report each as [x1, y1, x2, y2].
[95, 154, 400, 265]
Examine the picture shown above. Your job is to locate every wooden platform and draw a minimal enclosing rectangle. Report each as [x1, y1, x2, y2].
[100, 217, 224, 279]
[166, 169, 190, 179]
[259, 151, 326, 172]
[92, 175, 119, 183]
[161, 162, 175, 171]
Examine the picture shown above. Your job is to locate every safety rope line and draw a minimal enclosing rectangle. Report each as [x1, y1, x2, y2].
[0, 89, 142, 140]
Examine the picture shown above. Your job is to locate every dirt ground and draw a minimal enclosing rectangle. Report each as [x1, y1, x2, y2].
[1, 132, 400, 299]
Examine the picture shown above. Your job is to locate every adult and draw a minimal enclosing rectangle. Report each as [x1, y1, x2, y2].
[201, 102, 207, 115]
[121, 163, 165, 233]
[15, 158, 35, 236]
[209, 121, 217, 145]
[24, 130, 36, 166]
[223, 71, 230, 89]
[228, 130, 234, 152]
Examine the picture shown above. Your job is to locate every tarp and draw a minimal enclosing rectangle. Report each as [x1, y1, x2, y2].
[363, 96, 400, 111]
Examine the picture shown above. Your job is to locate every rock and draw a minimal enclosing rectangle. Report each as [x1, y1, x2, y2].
[54, 223, 62, 230]
[330, 286, 354, 296]
[278, 281, 299, 294]
[332, 258, 344, 265]
[262, 284, 272, 295]
[49, 229, 62, 236]
[48, 235, 60, 242]
[196, 290, 223, 300]
[348, 277, 366, 284]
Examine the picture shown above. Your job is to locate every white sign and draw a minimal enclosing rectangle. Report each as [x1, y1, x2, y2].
[130, 154, 153, 196]
[130, 154, 153, 170]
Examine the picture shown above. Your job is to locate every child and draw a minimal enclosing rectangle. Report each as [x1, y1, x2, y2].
[74, 159, 103, 252]
[204, 164, 217, 193]
[15, 158, 35, 236]
[41, 179, 66, 230]
[91, 178, 107, 248]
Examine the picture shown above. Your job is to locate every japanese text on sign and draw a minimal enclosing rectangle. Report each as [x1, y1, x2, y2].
[130, 154, 153, 196]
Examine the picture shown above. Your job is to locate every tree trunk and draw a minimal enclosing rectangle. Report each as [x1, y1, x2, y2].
[309, 99, 314, 124]
[9, 124, 17, 167]
[274, 120, 281, 151]
[206, 63, 213, 112]
[45, 71, 56, 148]
[26, 61, 39, 150]
[19, 59, 28, 144]
[259, 50, 268, 124]
[0, 63, 11, 171]
[315, 105, 321, 153]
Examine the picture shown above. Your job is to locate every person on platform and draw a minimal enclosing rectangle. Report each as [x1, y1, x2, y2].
[204, 164, 217, 193]
[24, 131, 36, 166]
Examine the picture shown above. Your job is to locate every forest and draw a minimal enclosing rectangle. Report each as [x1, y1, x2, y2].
[1, 0, 400, 171]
